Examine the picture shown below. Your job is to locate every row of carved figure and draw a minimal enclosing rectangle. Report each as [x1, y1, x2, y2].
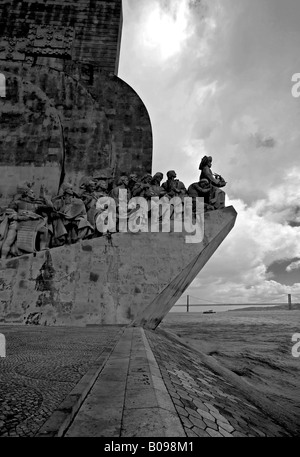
[0, 156, 226, 259]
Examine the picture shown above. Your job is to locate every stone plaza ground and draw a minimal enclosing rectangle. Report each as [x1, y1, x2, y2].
[0, 319, 298, 437]
[0, 325, 123, 436]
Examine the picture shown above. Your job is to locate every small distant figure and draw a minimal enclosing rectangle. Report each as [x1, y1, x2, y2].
[149, 173, 167, 198]
[128, 173, 139, 195]
[0, 208, 19, 259]
[79, 177, 97, 227]
[162, 170, 186, 199]
[0, 183, 53, 258]
[109, 176, 131, 231]
[188, 179, 214, 212]
[92, 171, 111, 196]
[132, 174, 153, 199]
[52, 183, 93, 245]
[199, 156, 226, 187]
[199, 156, 226, 209]
[92, 168, 113, 193]
[110, 176, 130, 202]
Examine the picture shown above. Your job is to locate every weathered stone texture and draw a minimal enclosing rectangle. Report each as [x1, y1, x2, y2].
[0, 65, 152, 204]
[0, 72, 64, 202]
[0, 0, 123, 74]
[90, 73, 153, 181]
[0, 0, 152, 203]
[0, 68, 111, 204]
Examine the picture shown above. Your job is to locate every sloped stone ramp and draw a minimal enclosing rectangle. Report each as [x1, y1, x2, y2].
[39, 328, 295, 437]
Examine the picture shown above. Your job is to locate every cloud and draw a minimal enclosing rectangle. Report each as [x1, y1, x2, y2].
[286, 261, 300, 273]
[253, 133, 276, 149]
[120, 0, 300, 303]
[188, 196, 300, 303]
[253, 169, 300, 227]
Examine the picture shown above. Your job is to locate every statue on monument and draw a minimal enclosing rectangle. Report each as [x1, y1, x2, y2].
[0, 208, 19, 259]
[78, 177, 98, 228]
[149, 173, 167, 198]
[131, 174, 153, 199]
[128, 173, 139, 195]
[162, 170, 186, 200]
[110, 176, 130, 202]
[92, 169, 113, 193]
[188, 179, 214, 212]
[199, 156, 226, 210]
[132, 172, 166, 200]
[79, 174, 110, 230]
[52, 183, 93, 245]
[0, 182, 53, 258]
[0, 162, 229, 258]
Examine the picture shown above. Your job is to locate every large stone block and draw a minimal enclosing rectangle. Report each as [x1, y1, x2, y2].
[0, 206, 237, 326]
[0, 65, 153, 204]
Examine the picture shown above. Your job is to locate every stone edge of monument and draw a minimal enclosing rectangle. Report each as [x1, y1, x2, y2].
[140, 328, 186, 437]
[133, 205, 238, 329]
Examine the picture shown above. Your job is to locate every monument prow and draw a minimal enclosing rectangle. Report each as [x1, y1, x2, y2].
[0, 206, 236, 326]
[133, 206, 237, 329]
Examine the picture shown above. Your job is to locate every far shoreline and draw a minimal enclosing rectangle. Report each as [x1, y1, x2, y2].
[170, 303, 300, 313]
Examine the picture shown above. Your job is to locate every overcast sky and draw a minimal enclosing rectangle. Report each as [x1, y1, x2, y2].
[119, 0, 300, 305]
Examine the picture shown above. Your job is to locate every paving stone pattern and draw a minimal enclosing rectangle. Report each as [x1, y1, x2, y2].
[146, 330, 291, 437]
[0, 325, 123, 437]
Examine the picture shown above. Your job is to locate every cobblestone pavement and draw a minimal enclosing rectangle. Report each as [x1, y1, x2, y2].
[0, 325, 124, 437]
[146, 330, 292, 437]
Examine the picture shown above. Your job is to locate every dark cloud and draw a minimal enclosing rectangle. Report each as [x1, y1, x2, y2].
[267, 258, 300, 286]
[253, 133, 276, 149]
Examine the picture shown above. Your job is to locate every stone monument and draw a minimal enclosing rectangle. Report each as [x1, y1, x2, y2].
[0, 0, 237, 329]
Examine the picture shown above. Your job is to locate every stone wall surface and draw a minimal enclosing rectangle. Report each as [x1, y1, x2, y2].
[0, 207, 237, 326]
[88, 73, 153, 182]
[0, 64, 152, 204]
[0, 0, 152, 204]
[0, 0, 123, 74]
[0, 71, 64, 204]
